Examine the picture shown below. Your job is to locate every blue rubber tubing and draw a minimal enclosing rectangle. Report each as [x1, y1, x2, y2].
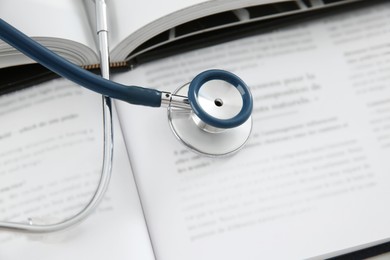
[0, 18, 161, 107]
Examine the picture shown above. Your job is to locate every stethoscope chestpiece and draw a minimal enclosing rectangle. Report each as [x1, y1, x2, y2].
[168, 69, 253, 157]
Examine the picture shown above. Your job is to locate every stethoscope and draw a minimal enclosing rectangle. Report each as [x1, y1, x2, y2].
[0, 0, 253, 232]
[0, 18, 253, 156]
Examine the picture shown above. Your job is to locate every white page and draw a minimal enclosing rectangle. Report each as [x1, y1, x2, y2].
[0, 0, 93, 41]
[0, 79, 154, 260]
[107, 0, 207, 52]
[0, 0, 98, 67]
[114, 1, 390, 259]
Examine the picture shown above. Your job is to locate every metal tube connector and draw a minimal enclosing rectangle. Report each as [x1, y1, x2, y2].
[161, 91, 191, 109]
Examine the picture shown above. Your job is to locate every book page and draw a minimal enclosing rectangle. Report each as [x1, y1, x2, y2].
[114, 1, 390, 259]
[106, 0, 207, 51]
[0, 79, 154, 260]
[0, 0, 98, 67]
[106, 0, 283, 61]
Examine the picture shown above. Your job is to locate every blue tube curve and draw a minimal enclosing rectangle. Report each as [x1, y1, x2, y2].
[0, 18, 162, 107]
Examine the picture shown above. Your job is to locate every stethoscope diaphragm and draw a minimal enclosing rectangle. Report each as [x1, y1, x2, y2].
[168, 70, 253, 157]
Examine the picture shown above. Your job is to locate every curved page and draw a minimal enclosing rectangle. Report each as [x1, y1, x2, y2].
[114, 1, 390, 259]
[0, 79, 154, 260]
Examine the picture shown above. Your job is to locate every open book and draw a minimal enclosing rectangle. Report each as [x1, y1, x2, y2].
[1, 0, 390, 259]
[0, 0, 364, 94]
[0, 0, 365, 69]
